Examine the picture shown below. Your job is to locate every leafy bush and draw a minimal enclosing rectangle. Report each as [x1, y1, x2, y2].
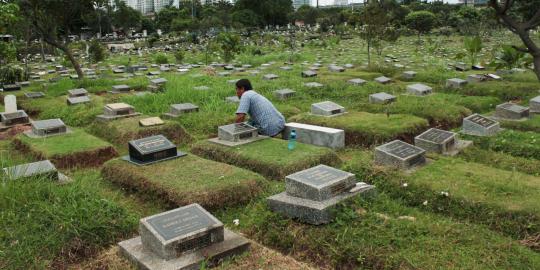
[0, 64, 23, 84]
[216, 32, 241, 63]
[154, 53, 169, 64]
[88, 39, 107, 63]
[174, 49, 184, 64]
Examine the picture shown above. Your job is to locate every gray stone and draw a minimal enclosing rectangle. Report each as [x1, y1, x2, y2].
[68, 88, 88, 97]
[374, 140, 426, 170]
[19, 81, 30, 87]
[328, 65, 345, 72]
[462, 114, 501, 136]
[374, 76, 391, 84]
[407, 83, 432, 96]
[530, 96, 540, 114]
[4, 95, 17, 113]
[283, 122, 344, 149]
[274, 89, 296, 100]
[67, 96, 91, 106]
[2, 160, 68, 182]
[163, 103, 199, 118]
[402, 71, 417, 79]
[301, 70, 317, 78]
[494, 103, 529, 120]
[111, 84, 130, 93]
[96, 103, 140, 121]
[0, 110, 29, 126]
[225, 96, 240, 103]
[193, 86, 210, 91]
[280, 66, 292, 71]
[218, 71, 231, 77]
[28, 119, 68, 137]
[348, 78, 366, 86]
[311, 101, 346, 117]
[467, 74, 486, 83]
[414, 128, 457, 155]
[263, 74, 279, 80]
[2, 84, 21, 91]
[150, 78, 167, 85]
[369, 92, 396, 104]
[285, 165, 356, 201]
[124, 135, 185, 166]
[304, 82, 323, 88]
[217, 123, 258, 142]
[24, 92, 45, 99]
[446, 78, 468, 89]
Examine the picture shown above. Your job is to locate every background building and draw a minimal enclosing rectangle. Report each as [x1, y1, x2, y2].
[293, 0, 311, 9]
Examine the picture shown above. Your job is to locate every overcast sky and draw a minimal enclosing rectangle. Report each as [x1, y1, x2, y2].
[317, 0, 460, 5]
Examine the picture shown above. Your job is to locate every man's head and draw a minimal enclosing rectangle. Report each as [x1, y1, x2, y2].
[235, 79, 252, 98]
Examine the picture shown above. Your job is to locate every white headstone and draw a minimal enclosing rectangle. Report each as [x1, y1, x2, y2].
[4, 95, 17, 113]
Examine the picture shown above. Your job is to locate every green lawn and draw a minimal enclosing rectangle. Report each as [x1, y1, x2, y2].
[463, 129, 540, 160]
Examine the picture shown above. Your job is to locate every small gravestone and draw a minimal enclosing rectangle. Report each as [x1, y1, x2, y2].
[218, 71, 231, 77]
[530, 96, 540, 114]
[304, 82, 323, 88]
[454, 62, 469, 71]
[402, 71, 417, 79]
[374, 76, 391, 84]
[274, 89, 296, 100]
[487, 73, 501, 80]
[263, 74, 279, 80]
[227, 79, 239, 84]
[446, 78, 468, 89]
[301, 70, 317, 78]
[407, 83, 432, 96]
[2, 84, 21, 91]
[67, 95, 91, 106]
[122, 135, 186, 165]
[150, 78, 167, 87]
[19, 81, 30, 87]
[96, 103, 140, 121]
[283, 122, 344, 149]
[68, 88, 88, 97]
[119, 204, 250, 270]
[369, 92, 396, 104]
[280, 66, 292, 71]
[494, 102, 529, 120]
[225, 96, 240, 103]
[210, 122, 266, 147]
[348, 78, 366, 86]
[193, 86, 209, 91]
[267, 165, 376, 225]
[374, 140, 426, 170]
[328, 65, 345, 72]
[147, 71, 161, 76]
[311, 101, 346, 117]
[163, 103, 199, 118]
[344, 63, 354, 69]
[5, 95, 17, 113]
[467, 74, 486, 83]
[25, 119, 69, 138]
[0, 110, 29, 127]
[472, 65, 485, 70]
[139, 117, 164, 127]
[414, 128, 469, 155]
[3, 160, 70, 182]
[224, 65, 234, 70]
[24, 92, 45, 99]
[462, 114, 501, 136]
[111, 84, 130, 93]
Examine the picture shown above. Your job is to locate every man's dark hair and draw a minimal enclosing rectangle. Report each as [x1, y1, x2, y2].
[236, 79, 253, 91]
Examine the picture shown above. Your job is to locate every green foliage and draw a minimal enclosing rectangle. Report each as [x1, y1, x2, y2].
[463, 35, 482, 66]
[147, 33, 159, 48]
[88, 39, 107, 63]
[0, 64, 23, 84]
[491, 45, 529, 70]
[154, 53, 169, 65]
[216, 32, 241, 63]
[405, 11, 437, 36]
[174, 49, 185, 64]
[0, 42, 17, 65]
[465, 130, 540, 160]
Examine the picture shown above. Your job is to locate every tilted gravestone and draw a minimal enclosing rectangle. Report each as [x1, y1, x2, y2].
[369, 92, 396, 104]
[494, 102, 529, 120]
[446, 78, 468, 89]
[163, 103, 199, 118]
[462, 114, 501, 136]
[530, 96, 540, 114]
[3, 160, 70, 182]
[5, 95, 17, 113]
[210, 122, 266, 147]
[274, 89, 296, 100]
[311, 101, 346, 117]
[374, 140, 426, 170]
[374, 76, 391, 84]
[118, 203, 250, 270]
[267, 165, 376, 225]
[96, 103, 140, 121]
[407, 83, 432, 96]
[414, 128, 457, 155]
[68, 88, 88, 98]
[24, 92, 45, 99]
[348, 78, 366, 86]
[301, 70, 317, 78]
[263, 74, 279, 80]
[67, 96, 91, 106]
[26, 119, 69, 138]
[123, 135, 186, 166]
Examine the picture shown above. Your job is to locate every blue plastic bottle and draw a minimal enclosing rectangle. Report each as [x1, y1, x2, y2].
[288, 129, 297, 150]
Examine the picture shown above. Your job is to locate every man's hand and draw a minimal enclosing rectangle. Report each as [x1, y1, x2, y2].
[235, 113, 246, 123]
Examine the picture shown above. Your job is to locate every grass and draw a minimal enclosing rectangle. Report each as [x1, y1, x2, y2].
[501, 115, 540, 133]
[290, 111, 428, 146]
[101, 154, 266, 210]
[459, 147, 540, 177]
[463, 129, 540, 160]
[191, 138, 340, 180]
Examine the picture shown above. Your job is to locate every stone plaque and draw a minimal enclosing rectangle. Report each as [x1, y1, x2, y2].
[68, 88, 88, 97]
[462, 114, 500, 136]
[285, 165, 356, 201]
[3, 160, 58, 181]
[274, 89, 296, 100]
[415, 128, 456, 154]
[369, 92, 396, 104]
[375, 140, 426, 169]
[407, 83, 432, 96]
[311, 101, 345, 116]
[127, 135, 184, 165]
[0, 110, 29, 126]
[31, 119, 67, 137]
[146, 205, 217, 241]
[25, 92, 45, 99]
[467, 114, 497, 128]
[495, 103, 529, 120]
[67, 96, 91, 106]
[4, 95, 17, 113]
[218, 123, 258, 142]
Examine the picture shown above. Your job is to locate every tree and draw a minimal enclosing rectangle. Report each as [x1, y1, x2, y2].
[463, 35, 483, 67]
[18, 0, 105, 78]
[216, 32, 241, 63]
[293, 5, 320, 25]
[111, 0, 142, 35]
[405, 10, 437, 40]
[358, 1, 395, 65]
[88, 39, 106, 63]
[0, 2, 19, 65]
[234, 0, 293, 26]
[489, 0, 540, 81]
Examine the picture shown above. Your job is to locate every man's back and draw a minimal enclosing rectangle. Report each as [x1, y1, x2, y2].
[236, 91, 285, 136]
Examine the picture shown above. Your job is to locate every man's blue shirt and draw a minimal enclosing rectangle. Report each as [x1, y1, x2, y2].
[236, 90, 285, 136]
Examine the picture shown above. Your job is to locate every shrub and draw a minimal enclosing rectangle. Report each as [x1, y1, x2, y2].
[88, 40, 107, 63]
[174, 50, 184, 64]
[0, 64, 23, 84]
[154, 53, 169, 64]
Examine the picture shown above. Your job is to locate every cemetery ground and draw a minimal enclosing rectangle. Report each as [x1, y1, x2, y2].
[2, 35, 540, 269]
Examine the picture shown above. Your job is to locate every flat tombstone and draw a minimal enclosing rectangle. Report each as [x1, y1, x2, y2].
[225, 96, 240, 103]
[402, 71, 416, 79]
[285, 165, 356, 201]
[530, 96, 540, 114]
[274, 89, 296, 100]
[374, 140, 426, 169]
[68, 88, 88, 97]
[467, 74, 486, 83]
[407, 83, 432, 96]
[139, 204, 224, 260]
[112, 85, 130, 93]
[169, 103, 199, 116]
[462, 114, 500, 136]
[126, 135, 185, 165]
[150, 78, 167, 86]
[25, 92, 45, 99]
[30, 119, 68, 137]
[414, 128, 457, 154]
[301, 70, 317, 78]
[2, 84, 21, 91]
[5, 95, 17, 113]
[139, 117, 164, 127]
[283, 122, 345, 150]
[3, 160, 58, 181]
[280, 66, 292, 71]
[104, 103, 135, 116]
[67, 96, 91, 106]
[348, 78, 366, 86]
[304, 82, 323, 88]
[446, 78, 468, 89]
[495, 102, 529, 120]
[374, 76, 391, 84]
[369, 92, 396, 104]
[311, 101, 346, 117]
[328, 65, 345, 72]
[218, 123, 258, 142]
[0, 110, 29, 126]
[263, 74, 279, 80]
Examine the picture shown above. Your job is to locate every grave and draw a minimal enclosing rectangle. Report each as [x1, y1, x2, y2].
[2, 160, 70, 182]
[462, 114, 501, 136]
[375, 140, 426, 170]
[193, 86, 209, 91]
[280, 66, 292, 71]
[407, 83, 432, 96]
[530, 96, 540, 114]
[110, 84, 131, 94]
[25, 119, 69, 138]
[274, 89, 296, 100]
[68, 88, 88, 97]
[163, 103, 199, 118]
[96, 103, 141, 121]
[139, 117, 164, 127]
[402, 71, 417, 79]
[348, 78, 366, 86]
[1, 96, 29, 128]
[24, 92, 45, 99]
[1, 84, 21, 91]
[225, 96, 240, 103]
[414, 128, 471, 155]
[311, 101, 346, 117]
[494, 102, 529, 120]
[67, 95, 91, 106]
[304, 82, 323, 88]
[283, 122, 344, 149]
[301, 70, 317, 78]
[119, 204, 250, 270]
[210, 123, 266, 147]
[467, 74, 486, 83]
[328, 65, 345, 72]
[374, 76, 391, 84]
[122, 135, 186, 166]
[263, 74, 279, 80]
[267, 165, 376, 225]
[446, 78, 468, 89]
[369, 92, 396, 104]
[150, 78, 167, 92]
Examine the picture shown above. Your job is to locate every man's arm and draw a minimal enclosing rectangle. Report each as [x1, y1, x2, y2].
[235, 113, 246, 123]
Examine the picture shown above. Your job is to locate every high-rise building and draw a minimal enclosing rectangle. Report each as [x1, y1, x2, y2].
[109, 0, 176, 14]
[334, 0, 348, 6]
[293, 0, 311, 9]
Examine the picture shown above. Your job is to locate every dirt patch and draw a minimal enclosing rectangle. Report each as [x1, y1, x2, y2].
[13, 138, 118, 169]
[0, 124, 31, 140]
